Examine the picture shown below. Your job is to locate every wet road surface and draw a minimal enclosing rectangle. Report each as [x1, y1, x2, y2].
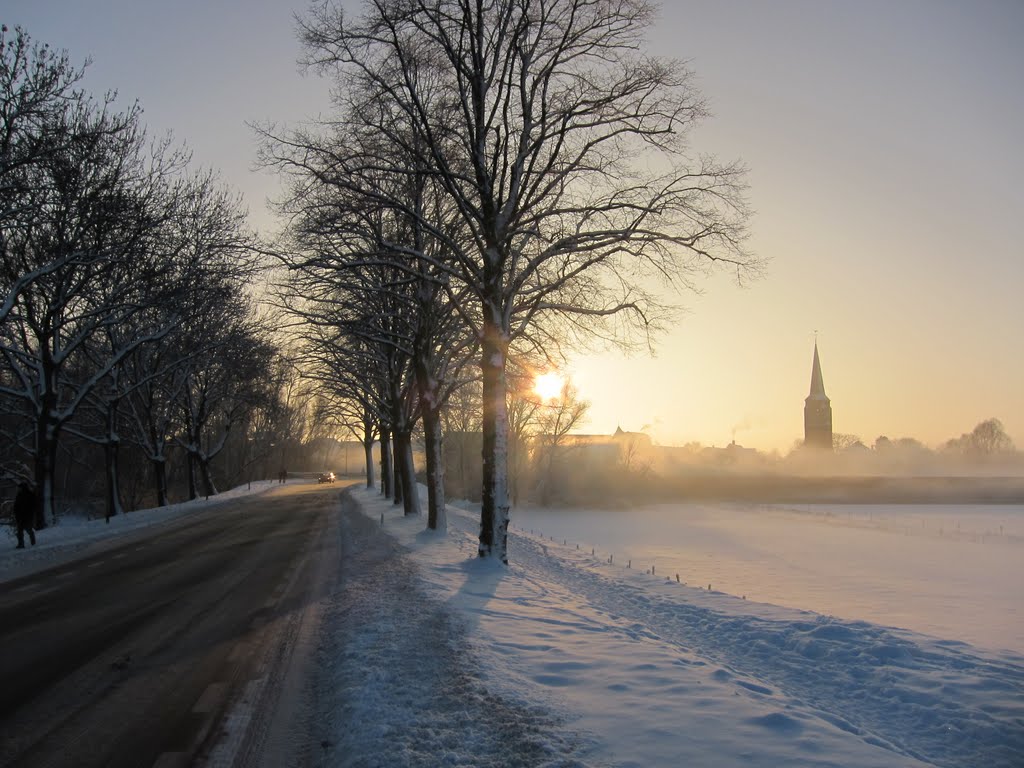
[0, 482, 344, 768]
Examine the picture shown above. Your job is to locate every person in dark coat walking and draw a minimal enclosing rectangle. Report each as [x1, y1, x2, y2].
[13, 481, 36, 549]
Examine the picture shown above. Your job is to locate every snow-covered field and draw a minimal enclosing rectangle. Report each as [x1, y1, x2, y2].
[512, 501, 1024, 655]
[342, 489, 1024, 768]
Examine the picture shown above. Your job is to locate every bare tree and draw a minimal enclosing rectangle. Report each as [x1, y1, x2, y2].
[0, 26, 92, 326]
[264, 131, 479, 525]
[833, 433, 866, 452]
[120, 172, 260, 506]
[307, 336, 387, 492]
[277, 247, 425, 515]
[440, 377, 483, 502]
[0, 80, 189, 526]
[315, 395, 379, 489]
[529, 381, 590, 505]
[2, 27, 278, 519]
[944, 418, 1014, 458]
[298, 0, 756, 562]
[174, 307, 275, 500]
[123, 337, 187, 507]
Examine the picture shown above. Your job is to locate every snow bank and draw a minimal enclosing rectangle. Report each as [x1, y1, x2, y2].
[344, 488, 1024, 768]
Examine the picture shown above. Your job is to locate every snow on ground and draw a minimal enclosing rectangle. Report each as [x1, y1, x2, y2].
[337, 488, 1024, 768]
[512, 502, 1024, 654]
[0, 479, 280, 582]
[318, 493, 595, 768]
[4, 483, 1021, 766]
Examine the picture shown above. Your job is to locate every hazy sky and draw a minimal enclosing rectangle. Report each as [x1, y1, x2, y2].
[6, 1, 1022, 451]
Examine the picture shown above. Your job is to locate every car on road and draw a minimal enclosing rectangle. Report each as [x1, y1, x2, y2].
[317, 472, 336, 484]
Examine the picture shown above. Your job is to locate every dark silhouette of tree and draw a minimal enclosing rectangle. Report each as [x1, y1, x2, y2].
[264, 125, 478, 526]
[833, 433, 866, 452]
[293, 0, 757, 562]
[0, 76, 185, 526]
[1, 25, 92, 326]
[944, 418, 1014, 458]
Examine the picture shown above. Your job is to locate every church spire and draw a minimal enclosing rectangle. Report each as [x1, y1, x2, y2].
[803, 340, 833, 450]
[808, 341, 827, 399]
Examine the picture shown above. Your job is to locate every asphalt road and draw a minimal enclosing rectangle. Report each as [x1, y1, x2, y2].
[0, 481, 345, 768]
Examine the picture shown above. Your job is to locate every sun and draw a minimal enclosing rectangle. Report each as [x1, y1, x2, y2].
[533, 371, 564, 402]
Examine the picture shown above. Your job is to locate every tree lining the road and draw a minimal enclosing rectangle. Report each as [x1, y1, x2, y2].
[267, 0, 757, 562]
[263, 113, 481, 528]
[0, 26, 299, 521]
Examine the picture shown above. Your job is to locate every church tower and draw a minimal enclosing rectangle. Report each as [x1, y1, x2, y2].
[804, 341, 833, 450]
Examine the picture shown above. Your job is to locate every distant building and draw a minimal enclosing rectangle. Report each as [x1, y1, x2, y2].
[803, 341, 833, 450]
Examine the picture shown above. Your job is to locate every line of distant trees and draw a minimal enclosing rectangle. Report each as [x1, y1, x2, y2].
[814, 418, 1017, 468]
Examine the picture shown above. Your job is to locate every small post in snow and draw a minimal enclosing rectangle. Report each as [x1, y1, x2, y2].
[380, 512, 384, 527]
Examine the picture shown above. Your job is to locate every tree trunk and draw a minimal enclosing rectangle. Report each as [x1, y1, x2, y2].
[33, 408, 59, 530]
[187, 450, 199, 500]
[479, 311, 511, 563]
[415, 354, 446, 530]
[395, 430, 420, 516]
[363, 439, 376, 489]
[421, 395, 446, 530]
[199, 455, 218, 497]
[392, 434, 403, 507]
[459, 432, 469, 501]
[104, 438, 124, 521]
[104, 399, 124, 522]
[151, 455, 169, 507]
[361, 414, 376, 488]
[379, 426, 393, 499]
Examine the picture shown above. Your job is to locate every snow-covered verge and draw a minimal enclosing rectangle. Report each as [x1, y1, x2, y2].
[340, 487, 1024, 768]
[318, 492, 597, 768]
[0, 480, 281, 583]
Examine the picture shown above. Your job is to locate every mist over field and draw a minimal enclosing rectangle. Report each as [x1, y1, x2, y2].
[438, 413, 1024, 512]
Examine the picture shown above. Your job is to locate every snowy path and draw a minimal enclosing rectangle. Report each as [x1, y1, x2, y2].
[318, 493, 600, 767]
[346, 488, 1024, 768]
